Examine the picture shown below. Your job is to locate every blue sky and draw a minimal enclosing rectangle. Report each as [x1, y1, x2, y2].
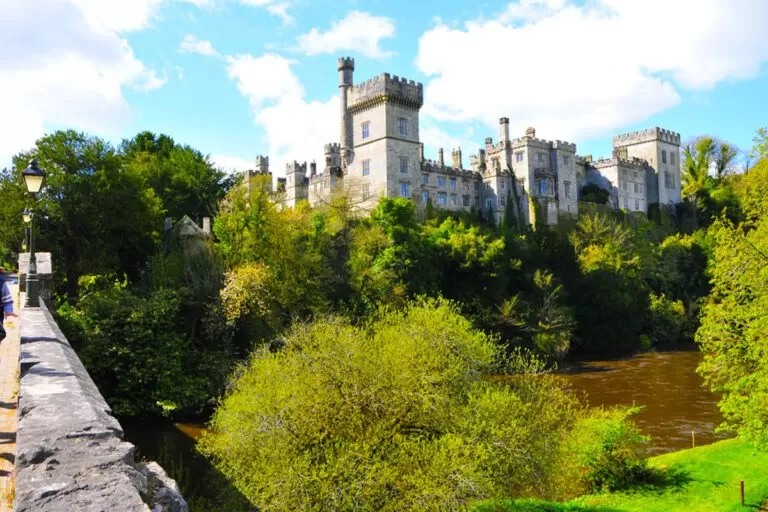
[4, 0, 768, 175]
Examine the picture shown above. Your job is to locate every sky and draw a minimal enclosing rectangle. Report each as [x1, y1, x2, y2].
[3, 0, 768, 178]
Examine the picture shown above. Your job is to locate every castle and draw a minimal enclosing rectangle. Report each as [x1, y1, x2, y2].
[245, 57, 683, 224]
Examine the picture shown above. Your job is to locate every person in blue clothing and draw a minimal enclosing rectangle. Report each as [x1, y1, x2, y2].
[1, 270, 16, 342]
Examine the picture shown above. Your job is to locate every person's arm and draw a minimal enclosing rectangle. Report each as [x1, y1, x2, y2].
[1, 282, 15, 318]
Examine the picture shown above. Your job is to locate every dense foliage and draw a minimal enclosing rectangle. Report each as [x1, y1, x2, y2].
[199, 299, 646, 511]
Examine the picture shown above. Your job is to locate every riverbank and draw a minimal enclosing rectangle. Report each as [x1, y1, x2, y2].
[474, 437, 768, 511]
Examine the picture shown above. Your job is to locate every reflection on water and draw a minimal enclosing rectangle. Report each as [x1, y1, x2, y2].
[559, 347, 730, 455]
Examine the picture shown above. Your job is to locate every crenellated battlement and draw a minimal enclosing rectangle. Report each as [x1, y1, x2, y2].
[338, 56, 355, 71]
[324, 142, 341, 154]
[613, 127, 681, 147]
[285, 161, 307, 175]
[349, 72, 424, 111]
[552, 140, 577, 153]
[591, 155, 649, 169]
[421, 160, 480, 179]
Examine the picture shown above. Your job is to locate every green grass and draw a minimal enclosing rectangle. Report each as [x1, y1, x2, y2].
[475, 438, 768, 512]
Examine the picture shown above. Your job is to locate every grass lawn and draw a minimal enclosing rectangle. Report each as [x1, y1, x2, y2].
[475, 438, 768, 512]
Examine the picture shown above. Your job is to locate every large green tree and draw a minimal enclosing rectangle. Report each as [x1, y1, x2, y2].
[121, 131, 230, 222]
[12, 130, 163, 296]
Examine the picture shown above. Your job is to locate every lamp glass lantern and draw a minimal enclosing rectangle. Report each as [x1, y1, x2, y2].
[22, 158, 45, 194]
[22, 208, 32, 224]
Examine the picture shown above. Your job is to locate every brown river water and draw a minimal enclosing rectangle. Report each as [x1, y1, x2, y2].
[122, 347, 727, 503]
[559, 347, 729, 455]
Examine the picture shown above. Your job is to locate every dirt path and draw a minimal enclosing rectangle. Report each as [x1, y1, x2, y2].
[0, 282, 20, 510]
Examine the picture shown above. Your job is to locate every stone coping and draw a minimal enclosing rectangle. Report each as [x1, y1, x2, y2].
[15, 303, 184, 511]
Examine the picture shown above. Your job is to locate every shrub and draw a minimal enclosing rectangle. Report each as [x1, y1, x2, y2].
[567, 406, 652, 492]
[199, 298, 581, 511]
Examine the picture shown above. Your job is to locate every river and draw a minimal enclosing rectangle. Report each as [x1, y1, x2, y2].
[122, 347, 727, 506]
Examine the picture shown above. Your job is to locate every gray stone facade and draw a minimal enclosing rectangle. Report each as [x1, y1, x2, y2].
[246, 57, 683, 223]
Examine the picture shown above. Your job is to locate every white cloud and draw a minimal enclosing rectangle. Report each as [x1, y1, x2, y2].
[226, 54, 305, 107]
[179, 34, 221, 57]
[240, 0, 295, 24]
[225, 53, 338, 176]
[211, 154, 254, 174]
[296, 11, 396, 59]
[416, 0, 768, 145]
[0, 0, 166, 167]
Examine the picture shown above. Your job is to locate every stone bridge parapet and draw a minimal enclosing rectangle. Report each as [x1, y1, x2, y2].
[15, 303, 186, 512]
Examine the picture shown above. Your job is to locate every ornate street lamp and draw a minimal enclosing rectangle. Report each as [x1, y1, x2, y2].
[21, 159, 45, 307]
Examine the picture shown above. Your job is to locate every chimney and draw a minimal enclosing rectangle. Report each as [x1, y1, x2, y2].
[500, 117, 510, 143]
[202, 217, 211, 235]
[310, 160, 317, 177]
[526, 126, 536, 138]
[438, 148, 445, 167]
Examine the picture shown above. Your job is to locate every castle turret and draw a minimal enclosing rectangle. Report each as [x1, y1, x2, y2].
[255, 155, 269, 174]
[438, 148, 444, 167]
[500, 117, 510, 144]
[452, 147, 463, 169]
[338, 57, 355, 169]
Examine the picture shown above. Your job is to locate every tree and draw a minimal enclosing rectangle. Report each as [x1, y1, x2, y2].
[12, 130, 164, 297]
[198, 299, 587, 510]
[696, 218, 768, 448]
[682, 137, 715, 229]
[121, 131, 229, 222]
[580, 184, 609, 205]
[750, 127, 768, 163]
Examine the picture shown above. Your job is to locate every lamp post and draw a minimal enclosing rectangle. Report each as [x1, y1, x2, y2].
[21, 159, 45, 307]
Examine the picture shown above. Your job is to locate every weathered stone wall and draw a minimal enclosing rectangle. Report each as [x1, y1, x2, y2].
[15, 304, 187, 512]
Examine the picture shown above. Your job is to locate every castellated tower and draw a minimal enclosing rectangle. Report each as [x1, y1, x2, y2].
[612, 127, 682, 207]
[338, 57, 355, 170]
[346, 69, 424, 202]
[284, 161, 308, 208]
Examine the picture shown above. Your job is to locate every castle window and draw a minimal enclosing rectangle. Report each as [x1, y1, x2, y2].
[362, 121, 370, 140]
[362, 160, 370, 176]
[474, 182, 479, 191]
[400, 156, 408, 174]
[475, 196, 480, 207]
[634, 183, 639, 194]
[450, 177, 456, 190]
[399, 182, 410, 198]
[635, 199, 640, 210]
[362, 184, 370, 199]
[438, 176, 446, 187]
[422, 191, 429, 203]
[463, 195, 470, 207]
[633, 171, 638, 179]
[423, 174, 429, 185]
[515, 151, 524, 162]
[500, 195, 507, 207]
[500, 180, 506, 190]
[563, 156, 571, 165]
[398, 118, 408, 136]
[538, 153, 545, 164]
[564, 181, 571, 199]
[486, 198, 493, 210]
[662, 150, 667, 164]
[438, 191, 447, 206]
[622, 181, 627, 191]
[664, 171, 672, 188]
[671, 152, 676, 166]
[450, 193, 457, 206]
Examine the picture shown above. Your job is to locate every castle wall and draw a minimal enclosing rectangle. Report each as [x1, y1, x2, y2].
[613, 128, 682, 206]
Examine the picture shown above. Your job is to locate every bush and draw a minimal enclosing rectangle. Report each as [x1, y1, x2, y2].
[199, 298, 581, 511]
[567, 406, 652, 492]
[57, 281, 209, 418]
